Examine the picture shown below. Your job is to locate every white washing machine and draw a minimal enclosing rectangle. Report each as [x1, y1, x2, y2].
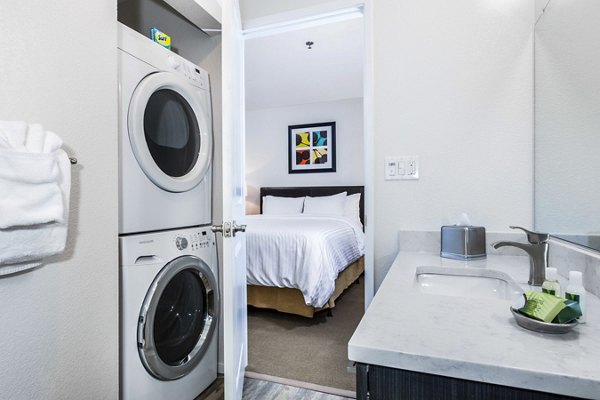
[118, 23, 213, 234]
[120, 226, 219, 400]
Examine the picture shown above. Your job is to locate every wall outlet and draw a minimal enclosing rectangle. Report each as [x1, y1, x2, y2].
[385, 156, 419, 180]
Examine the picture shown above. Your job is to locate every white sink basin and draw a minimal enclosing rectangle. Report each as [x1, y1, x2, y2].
[414, 266, 523, 300]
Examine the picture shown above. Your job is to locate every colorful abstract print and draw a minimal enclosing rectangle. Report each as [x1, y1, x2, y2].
[312, 130, 327, 147]
[295, 131, 310, 148]
[295, 129, 328, 166]
[312, 148, 328, 164]
[296, 149, 310, 165]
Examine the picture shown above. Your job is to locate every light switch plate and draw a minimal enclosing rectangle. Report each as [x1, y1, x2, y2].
[385, 156, 419, 180]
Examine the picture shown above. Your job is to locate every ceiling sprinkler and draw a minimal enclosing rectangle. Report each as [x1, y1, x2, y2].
[305, 41, 314, 49]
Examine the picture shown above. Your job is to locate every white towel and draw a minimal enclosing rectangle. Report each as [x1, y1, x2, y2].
[0, 122, 65, 228]
[0, 121, 71, 274]
[25, 123, 46, 153]
[0, 149, 70, 271]
[43, 130, 63, 154]
[0, 121, 27, 151]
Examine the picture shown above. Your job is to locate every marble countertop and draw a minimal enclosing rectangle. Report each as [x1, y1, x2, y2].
[348, 252, 600, 399]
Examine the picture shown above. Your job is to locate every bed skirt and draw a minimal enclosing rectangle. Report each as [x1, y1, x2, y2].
[246, 256, 365, 318]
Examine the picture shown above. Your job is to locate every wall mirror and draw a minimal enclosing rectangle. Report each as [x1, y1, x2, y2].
[534, 0, 600, 251]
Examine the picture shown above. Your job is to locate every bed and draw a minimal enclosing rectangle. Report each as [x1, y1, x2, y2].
[246, 186, 365, 318]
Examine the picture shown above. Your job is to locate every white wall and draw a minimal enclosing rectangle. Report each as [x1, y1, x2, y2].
[245, 98, 364, 213]
[0, 1, 119, 399]
[372, 0, 535, 288]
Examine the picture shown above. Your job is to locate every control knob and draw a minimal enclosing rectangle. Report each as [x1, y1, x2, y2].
[175, 236, 188, 250]
[167, 55, 181, 70]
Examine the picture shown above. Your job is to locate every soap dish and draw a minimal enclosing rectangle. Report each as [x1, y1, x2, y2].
[510, 307, 578, 334]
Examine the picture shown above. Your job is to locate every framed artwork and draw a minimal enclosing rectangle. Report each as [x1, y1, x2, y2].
[288, 121, 336, 174]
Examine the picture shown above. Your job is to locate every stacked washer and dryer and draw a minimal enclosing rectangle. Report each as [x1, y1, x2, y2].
[118, 23, 219, 400]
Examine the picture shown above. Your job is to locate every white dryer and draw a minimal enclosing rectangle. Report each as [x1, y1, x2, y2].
[120, 226, 219, 400]
[118, 23, 213, 234]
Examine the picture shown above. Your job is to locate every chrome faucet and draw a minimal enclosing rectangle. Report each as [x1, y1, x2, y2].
[492, 226, 549, 286]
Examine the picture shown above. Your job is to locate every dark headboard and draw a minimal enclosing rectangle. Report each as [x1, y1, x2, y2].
[260, 186, 365, 225]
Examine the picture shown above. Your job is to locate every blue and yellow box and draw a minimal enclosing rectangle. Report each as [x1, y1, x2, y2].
[150, 27, 171, 50]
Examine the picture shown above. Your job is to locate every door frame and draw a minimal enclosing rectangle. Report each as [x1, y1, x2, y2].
[240, 0, 375, 309]
[362, 0, 375, 308]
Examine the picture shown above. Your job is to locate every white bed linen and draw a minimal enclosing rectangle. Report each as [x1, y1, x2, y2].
[245, 214, 365, 308]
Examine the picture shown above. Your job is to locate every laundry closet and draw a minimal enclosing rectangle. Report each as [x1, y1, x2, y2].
[117, 1, 223, 399]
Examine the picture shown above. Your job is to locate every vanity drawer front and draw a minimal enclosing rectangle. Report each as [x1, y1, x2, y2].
[356, 363, 581, 400]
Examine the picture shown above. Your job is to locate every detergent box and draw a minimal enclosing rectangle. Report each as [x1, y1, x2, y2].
[150, 27, 171, 50]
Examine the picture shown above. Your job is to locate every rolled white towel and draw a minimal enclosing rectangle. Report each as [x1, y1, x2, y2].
[0, 122, 62, 153]
[43, 130, 63, 154]
[0, 122, 67, 229]
[25, 123, 46, 153]
[0, 121, 27, 150]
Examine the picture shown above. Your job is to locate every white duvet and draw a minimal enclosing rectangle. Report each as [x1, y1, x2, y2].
[245, 215, 365, 308]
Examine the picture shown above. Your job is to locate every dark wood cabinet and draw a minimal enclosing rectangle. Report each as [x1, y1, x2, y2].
[356, 363, 580, 400]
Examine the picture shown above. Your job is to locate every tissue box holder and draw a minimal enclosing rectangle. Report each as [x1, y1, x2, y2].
[441, 225, 486, 260]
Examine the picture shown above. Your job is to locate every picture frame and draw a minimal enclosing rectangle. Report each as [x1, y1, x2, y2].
[288, 121, 336, 174]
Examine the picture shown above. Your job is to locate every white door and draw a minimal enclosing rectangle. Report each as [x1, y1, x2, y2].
[220, 0, 248, 399]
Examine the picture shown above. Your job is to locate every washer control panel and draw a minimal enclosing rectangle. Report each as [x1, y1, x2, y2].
[172, 229, 213, 252]
[175, 236, 188, 250]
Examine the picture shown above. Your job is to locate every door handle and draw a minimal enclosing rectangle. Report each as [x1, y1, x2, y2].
[212, 221, 246, 237]
[232, 222, 246, 236]
[211, 224, 224, 233]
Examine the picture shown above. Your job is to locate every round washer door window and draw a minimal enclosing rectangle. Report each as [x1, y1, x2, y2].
[128, 72, 212, 193]
[137, 256, 219, 380]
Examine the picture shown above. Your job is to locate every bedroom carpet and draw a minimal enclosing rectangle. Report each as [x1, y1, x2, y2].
[246, 277, 364, 392]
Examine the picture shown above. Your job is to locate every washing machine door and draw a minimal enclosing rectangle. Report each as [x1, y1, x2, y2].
[137, 255, 219, 380]
[128, 72, 212, 193]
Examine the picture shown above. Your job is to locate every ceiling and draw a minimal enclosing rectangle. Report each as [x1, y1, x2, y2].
[244, 16, 364, 110]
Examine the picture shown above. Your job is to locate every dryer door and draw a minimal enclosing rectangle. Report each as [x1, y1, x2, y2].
[128, 72, 212, 193]
[138, 255, 219, 380]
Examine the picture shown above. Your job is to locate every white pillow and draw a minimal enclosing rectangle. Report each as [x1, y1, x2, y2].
[262, 195, 305, 215]
[344, 193, 362, 228]
[303, 192, 347, 216]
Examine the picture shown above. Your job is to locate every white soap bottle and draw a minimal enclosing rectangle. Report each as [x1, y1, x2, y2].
[565, 271, 586, 323]
[542, 267, 561, 297]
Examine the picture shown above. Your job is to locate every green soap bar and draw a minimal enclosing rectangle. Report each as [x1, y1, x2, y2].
[552, 300, 582, 324]
[519, 290, 566, 323]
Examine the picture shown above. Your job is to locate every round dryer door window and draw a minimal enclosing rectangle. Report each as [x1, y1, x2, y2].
[128, 72, 212, 193]
[144, 89, 200, 178]
[137, 256, 219, 381]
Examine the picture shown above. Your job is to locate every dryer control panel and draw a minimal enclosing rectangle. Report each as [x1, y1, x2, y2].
[166, 55, 208, 90]
[118, 23, 210, 91]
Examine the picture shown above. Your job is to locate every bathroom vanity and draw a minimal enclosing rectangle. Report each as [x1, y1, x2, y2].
[348, 252, 600, 400]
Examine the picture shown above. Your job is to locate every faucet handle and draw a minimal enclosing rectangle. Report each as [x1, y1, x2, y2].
[509, 226, 549, 244]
